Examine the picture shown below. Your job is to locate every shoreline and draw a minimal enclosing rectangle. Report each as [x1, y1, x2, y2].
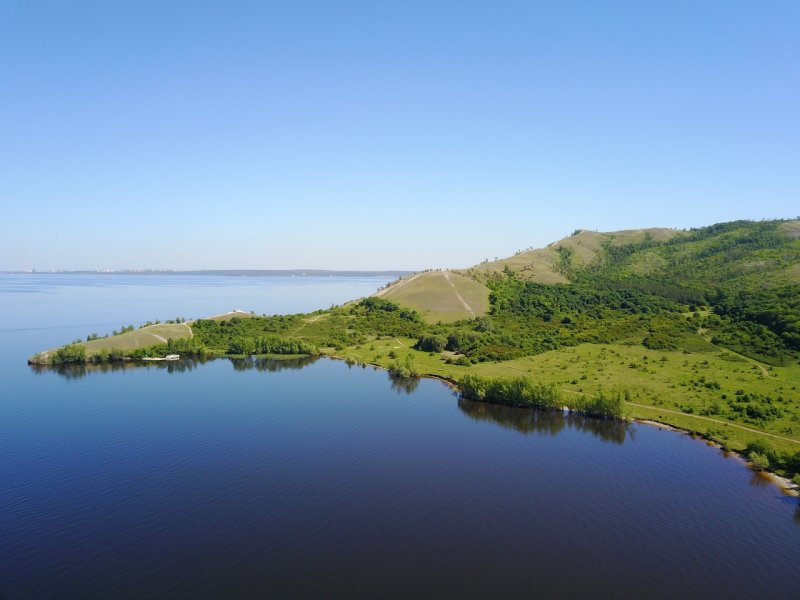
[632, 416, 798, 495]
[329, 354, 800, 496]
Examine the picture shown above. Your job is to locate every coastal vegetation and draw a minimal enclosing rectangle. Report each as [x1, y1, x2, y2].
[459, 375, 626, 419]
[29, 218, 800, 484]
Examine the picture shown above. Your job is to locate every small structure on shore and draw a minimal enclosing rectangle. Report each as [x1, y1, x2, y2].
[143, 354, 180, 362]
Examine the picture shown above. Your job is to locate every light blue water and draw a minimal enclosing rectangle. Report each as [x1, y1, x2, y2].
[0, 273, 391, 364]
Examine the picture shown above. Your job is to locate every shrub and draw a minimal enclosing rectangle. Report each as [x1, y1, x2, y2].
[415, 334, 447, 353]
[388, 354, 419, 378]
[53, 344, 87, 364]
[749, 451, 770, 471]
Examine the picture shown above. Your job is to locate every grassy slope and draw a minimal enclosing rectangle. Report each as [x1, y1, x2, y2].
[603, 220, 800, 289]
[39, 323, 192, 360]
[376, 271, 490, 323]
[462, 228, 682, 283]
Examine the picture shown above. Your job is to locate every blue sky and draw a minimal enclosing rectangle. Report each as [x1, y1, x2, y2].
[1, 1, 798, 271]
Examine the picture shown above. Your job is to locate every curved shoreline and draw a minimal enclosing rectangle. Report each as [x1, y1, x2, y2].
[329, 354, 799, 496]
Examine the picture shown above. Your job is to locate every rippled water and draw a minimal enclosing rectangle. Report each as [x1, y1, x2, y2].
[1, 275, 799, 598]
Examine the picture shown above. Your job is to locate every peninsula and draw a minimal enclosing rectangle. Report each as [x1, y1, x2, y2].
[30, 219, 800, 485]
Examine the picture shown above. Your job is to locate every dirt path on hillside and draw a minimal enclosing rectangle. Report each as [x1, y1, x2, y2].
[443, 271, 475, 317]
[143, 322, 193, 343]
[374, 273, 421, 297]
[292, 314, 323, 334]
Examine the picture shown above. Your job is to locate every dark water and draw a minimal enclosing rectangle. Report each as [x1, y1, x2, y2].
[1, 275, 799, 599]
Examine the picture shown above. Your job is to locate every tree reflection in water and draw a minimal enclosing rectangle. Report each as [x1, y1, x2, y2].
[458, 398, 631, 445]
[229, 355, 320, 372]
[388, 373, 421, 394]
[749, 471, 774, 488]
[30, 358, 209, 379]
[30, 355, 324, 380]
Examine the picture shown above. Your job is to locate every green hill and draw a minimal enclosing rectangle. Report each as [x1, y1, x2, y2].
[33, 322, 194, 363]
[461, 227, 683, 283]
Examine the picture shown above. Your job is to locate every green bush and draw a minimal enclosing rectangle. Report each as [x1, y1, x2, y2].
[415, 334, 447, 352]
[749, 451, 770, 471]
[53, 344, 86, 364]
[459, 375, 626, 419]
[389, 354, 419, 378]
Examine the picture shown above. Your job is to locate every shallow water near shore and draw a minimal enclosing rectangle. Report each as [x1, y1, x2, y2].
[1, 274, 799, 598]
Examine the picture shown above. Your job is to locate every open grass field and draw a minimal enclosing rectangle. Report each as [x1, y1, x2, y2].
[39, 323, 193, 360]
[332, 337, 800, 454]
[376, 271, 490, 323]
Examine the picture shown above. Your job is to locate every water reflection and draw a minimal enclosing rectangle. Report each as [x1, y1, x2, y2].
[30, 355, 323, 379]
[388, 373, 421, 394]
[458, 398, 631, 445]
[749, 471, 774, 488]
[29, 362, 92, 380]
[29, 356, 194, 379]
[229, 355, 320, 372]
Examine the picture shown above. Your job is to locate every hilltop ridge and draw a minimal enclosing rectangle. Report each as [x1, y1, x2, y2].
[463, 227, 683, 283]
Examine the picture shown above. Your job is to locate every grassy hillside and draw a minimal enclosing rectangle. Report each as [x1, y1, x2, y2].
[461, 227, 683, 283]
[376, 271, 490, 323]
[35, 323, 193, 362]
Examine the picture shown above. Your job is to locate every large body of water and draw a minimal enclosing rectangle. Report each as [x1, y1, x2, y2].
[1, 274, 799, 598]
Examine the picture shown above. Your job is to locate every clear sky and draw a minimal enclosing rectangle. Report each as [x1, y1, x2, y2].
[1, 1, 798, 271]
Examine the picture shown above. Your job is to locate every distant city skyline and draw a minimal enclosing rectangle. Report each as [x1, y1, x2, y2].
[2, 1, 798, 271]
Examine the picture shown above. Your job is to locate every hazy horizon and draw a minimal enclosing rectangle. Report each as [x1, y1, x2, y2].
[1, 268, 412, 274]
[4, 217, 800, 273]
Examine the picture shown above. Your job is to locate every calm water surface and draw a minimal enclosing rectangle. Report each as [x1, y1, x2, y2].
[1, 275, 799, 598]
